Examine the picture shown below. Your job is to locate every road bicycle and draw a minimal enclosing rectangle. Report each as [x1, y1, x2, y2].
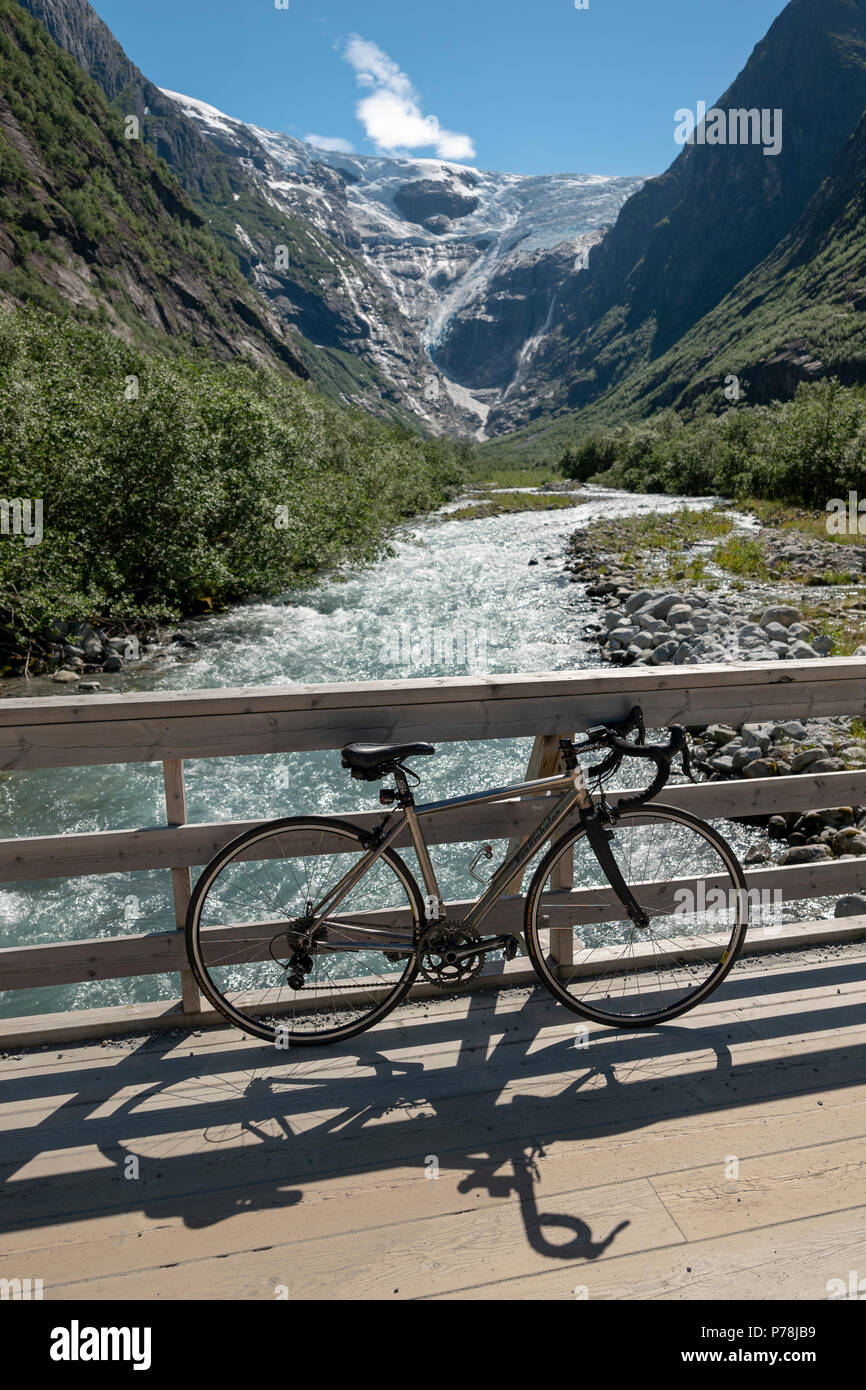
[185, 706, 749, 1046]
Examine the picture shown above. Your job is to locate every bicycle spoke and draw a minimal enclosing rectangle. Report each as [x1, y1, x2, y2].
[528, 807, 747, 1025]
[188, 820, 421, 1044]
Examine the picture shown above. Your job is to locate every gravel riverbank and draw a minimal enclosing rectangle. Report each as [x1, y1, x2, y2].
[567, 500, 866, 900]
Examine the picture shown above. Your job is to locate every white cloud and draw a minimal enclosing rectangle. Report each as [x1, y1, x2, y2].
[342, 36, 476, 161]
[305, 134, 355, 154]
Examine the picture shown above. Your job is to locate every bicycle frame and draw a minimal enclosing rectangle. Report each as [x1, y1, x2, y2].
[312, 763, 594, 935]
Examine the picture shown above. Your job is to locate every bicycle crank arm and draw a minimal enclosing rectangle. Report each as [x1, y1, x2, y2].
[443, 934, 519, 964]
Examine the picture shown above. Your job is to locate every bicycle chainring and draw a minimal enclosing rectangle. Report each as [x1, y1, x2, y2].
[419, 922, 485, 988]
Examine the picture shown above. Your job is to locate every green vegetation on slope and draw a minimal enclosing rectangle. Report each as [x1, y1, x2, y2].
[0, 0, 304, 371]
[558, 379, 866, 510]
[0, 308, 468, 670]
[482, 3, 866, 462]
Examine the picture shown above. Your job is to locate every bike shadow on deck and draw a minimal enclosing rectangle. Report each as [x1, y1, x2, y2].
[1, 955, 864, 1268]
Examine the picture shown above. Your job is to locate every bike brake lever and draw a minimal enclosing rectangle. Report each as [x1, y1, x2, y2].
[680, 740, 699, 784]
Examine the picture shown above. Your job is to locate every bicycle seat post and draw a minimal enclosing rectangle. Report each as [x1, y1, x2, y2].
[393, 765, 416, 808]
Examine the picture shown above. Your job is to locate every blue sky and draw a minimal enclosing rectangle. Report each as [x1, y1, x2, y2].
[90, 0, 788, 176]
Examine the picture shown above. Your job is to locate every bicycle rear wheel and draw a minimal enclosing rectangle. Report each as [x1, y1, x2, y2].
[524, 804, 748, 1027]
[186, 817, 424, 1046]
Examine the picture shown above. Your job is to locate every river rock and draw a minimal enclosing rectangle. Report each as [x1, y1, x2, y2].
[673, 641, 696, 664]
[835, 894, 866, 917]
[809, 757, 846, 774]
[652, 639, 680, 664]
[623, 589, 655, 614]
[790, 748, 830, 772]
[743, 723, 773, 750]
[781, 844, 833, 863]
[710, 755, 736, 774]
[609, 627, 638, 646]
[666, 603, 693, 624]
[732, 746, 763, 770]
[53, 669, 80, 684]
[831, 829, 866, 856]
[774, 720, 807, 740]
[760, 605, 802, 628]
[741, 758, 780, 777]
[651, 594, 684, 620]
[102, 654, 123, 673]
[788, 640, 820, 660]
[818, 807, 855, 828]
[706, 724, 738, 745]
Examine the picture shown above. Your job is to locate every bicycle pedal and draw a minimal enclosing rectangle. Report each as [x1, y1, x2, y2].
[504, 936, 519, 962]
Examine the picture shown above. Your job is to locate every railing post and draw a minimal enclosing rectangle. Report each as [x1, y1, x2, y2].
[505, 734, 574, 966]
[163, 759, 200, 1014]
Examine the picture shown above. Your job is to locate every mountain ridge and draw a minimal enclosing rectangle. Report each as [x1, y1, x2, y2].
[0, 0, 308, 374]
[484, 0, 866, 439]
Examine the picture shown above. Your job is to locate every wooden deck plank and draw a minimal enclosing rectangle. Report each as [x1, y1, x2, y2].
[433, 1202, 866, 1300]
[650, 1137, 866, 1242]
[22, 1177, 681, 1301]
[3, 948, 866, 1299]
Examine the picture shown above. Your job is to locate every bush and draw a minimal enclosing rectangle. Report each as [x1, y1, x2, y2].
[556, 379, 866, 506]
[0, 308, 464, 661]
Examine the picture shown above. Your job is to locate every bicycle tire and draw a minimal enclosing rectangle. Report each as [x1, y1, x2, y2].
[524, 802, 749, 1028]
[186, 815, 426, 1045]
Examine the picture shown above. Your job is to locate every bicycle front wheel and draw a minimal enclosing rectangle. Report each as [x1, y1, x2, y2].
[186, 817, 425, 1046]
[524, 804, 748, 1027]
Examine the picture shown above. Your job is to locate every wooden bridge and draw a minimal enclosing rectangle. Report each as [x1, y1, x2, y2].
[2, 657, 866, 1299]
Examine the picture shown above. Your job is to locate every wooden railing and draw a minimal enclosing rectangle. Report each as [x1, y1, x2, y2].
[1, 656, 866, 1044]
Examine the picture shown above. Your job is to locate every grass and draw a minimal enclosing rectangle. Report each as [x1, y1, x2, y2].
[799, 603, 866, 657]
[446, 490, 584, 522]
[711, 534, 772, 581]
[742, 499, 866, 546]
[469, 466, 563, 488]
[569, 507, 735, 586]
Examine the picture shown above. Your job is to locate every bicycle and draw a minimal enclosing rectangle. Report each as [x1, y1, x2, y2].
[185, 705, 749, 1046]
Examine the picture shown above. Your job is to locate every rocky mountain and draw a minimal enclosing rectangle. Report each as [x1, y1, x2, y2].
[164, 90, 643, 434]
[14, 0, 468, 429]
[485, 0, 866, 444]
[15, 0, 643, 436]
[602, 104, 866, 424]
[0, 0, 306, 374]
[26, 0, 862, 454]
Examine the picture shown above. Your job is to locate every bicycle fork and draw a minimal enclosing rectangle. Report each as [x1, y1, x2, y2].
[583, 812, 651, 930]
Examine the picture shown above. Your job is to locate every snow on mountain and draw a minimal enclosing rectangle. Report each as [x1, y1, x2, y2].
[162, 90, 644, 434]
